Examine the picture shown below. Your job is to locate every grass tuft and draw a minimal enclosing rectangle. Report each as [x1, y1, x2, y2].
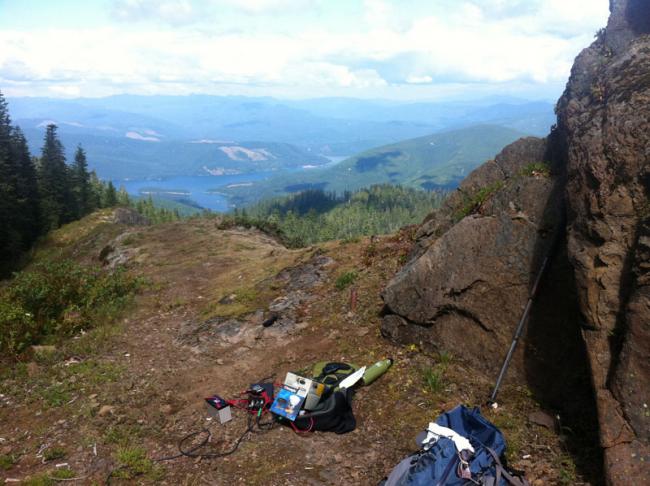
[113, 446, 164, 481]
[423, 367, 445, 394]
[335, 271, 358, 290]
[43, 447, 67, 462]
[0, 453, 17, 470]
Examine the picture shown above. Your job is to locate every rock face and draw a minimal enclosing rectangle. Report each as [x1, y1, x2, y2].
[113, 207, 150, 226]
[382, 2, 649, 482]
[555, 0, 650, 481]
[382, 136, 564, 376]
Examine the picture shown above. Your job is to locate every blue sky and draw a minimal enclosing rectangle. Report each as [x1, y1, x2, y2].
[0, 0, 610, 100]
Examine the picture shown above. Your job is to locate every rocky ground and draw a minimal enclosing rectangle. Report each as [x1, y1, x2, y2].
[0, 210, 601, 485]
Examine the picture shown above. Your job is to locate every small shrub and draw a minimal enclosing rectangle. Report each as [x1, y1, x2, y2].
[40, 384, 71, 407]
[0, 453, 17, 470]
[557, 456, 578, 485]
[455, 181, 504, 221]
[335, 271, 358, 290]
[0, 260, 141, 358]
[0, 300, 37, 356]
[521, 162, 551, 178]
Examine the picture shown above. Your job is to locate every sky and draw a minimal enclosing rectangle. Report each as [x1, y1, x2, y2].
[0, 0, 610, 101]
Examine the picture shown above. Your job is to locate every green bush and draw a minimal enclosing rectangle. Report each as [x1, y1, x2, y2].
[521, 162, 551, 177]
[455, 181, 504, 221]
[0, 300, 37, 355]
[0, 260, 141, 357]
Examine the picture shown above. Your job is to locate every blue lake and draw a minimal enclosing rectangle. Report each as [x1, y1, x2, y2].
[114, 172, 272, 212]
[114, 157, 348, 212]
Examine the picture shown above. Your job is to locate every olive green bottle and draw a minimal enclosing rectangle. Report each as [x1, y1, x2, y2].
[362, 358, 393, 385]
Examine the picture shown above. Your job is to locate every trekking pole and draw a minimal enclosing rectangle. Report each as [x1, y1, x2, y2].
[488, 213, 565, 405]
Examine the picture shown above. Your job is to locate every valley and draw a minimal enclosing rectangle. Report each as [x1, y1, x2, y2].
[224, 125, 525, 207]
[10, 95, 554, 183]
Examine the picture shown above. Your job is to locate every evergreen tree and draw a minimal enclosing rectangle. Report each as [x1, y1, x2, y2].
[71, 145, 91, 217]
[88, 170, 103, 210]
[103, 181, 118, 207]
[11, 127, 41, 245]
[38, 124, 73, 230]
[0, 91, 22, 273]
[117, 185, 130, 206]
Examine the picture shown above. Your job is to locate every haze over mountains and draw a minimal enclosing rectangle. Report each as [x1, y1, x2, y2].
[8, 95, 554, 182]
[224, 124, 524, 206]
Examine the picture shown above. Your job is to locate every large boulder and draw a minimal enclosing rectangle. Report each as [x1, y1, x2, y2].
[382, 2, 650, 482]
[555, 0, 650, 481]
[382, 137, 564, 378]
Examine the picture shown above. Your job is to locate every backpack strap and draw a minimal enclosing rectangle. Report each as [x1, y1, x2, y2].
[484, 447, 531, 486]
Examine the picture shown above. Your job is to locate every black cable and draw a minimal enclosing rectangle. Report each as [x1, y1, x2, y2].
[106, 422, 255, 485]
[106, 377, 278, 484]
[176, 421, 254, 459]
[249, 409, 277, 432]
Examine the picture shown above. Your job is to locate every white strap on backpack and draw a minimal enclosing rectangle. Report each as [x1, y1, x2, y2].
[421, 423, 475, 454]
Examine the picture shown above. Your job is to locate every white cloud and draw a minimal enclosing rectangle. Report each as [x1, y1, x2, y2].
[112, 0, 200, 25]
[0, 1, 610, 99]
[407, 75, 433, 84]
[219, 0, 320, 14]
[49, 85, 81, 97]
[110, 0, 320, 24]
[362, 0, 417, 32]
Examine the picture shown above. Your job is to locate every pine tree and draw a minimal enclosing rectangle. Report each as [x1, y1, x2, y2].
[11, 127, 41, 245]
[38, 124, 73, 230]
[103, 181, 118, 207]
[71, 145, 91, 218]
[0, 91, 22, 273]
[117, 185, 130, 206]
[88, 170, 103, 210]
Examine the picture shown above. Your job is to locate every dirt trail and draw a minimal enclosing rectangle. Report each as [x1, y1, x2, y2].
[0, 214, 594, 485]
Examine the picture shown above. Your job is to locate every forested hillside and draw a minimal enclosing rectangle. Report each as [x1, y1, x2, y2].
[9, 96, 555, 180]
[220, 185, 445, 247]
[224, 125, 523, 206]
[0, 92, 186, 276]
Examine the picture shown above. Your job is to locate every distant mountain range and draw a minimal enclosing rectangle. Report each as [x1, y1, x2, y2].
[7, 95, 554, 180]
[223, 125, 525, 206]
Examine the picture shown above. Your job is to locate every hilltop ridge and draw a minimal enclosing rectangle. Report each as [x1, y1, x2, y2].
[0, 209, 587, 484]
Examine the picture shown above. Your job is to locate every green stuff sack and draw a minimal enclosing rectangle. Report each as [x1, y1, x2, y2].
[311, 361, 359, 391]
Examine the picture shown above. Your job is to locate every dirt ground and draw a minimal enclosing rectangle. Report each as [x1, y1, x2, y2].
[0, 212, 600, 485]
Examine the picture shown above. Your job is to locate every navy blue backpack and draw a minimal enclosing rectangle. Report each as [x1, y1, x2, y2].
[380, 406, 530, 486]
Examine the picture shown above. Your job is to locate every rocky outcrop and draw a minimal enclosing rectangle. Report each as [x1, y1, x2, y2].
[113, 207, 150, 226]
[555, 0, 650, 481]
[382, 137, 564, 376]
[409, 137, 551, 260]
[382, 1, 649, 482]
